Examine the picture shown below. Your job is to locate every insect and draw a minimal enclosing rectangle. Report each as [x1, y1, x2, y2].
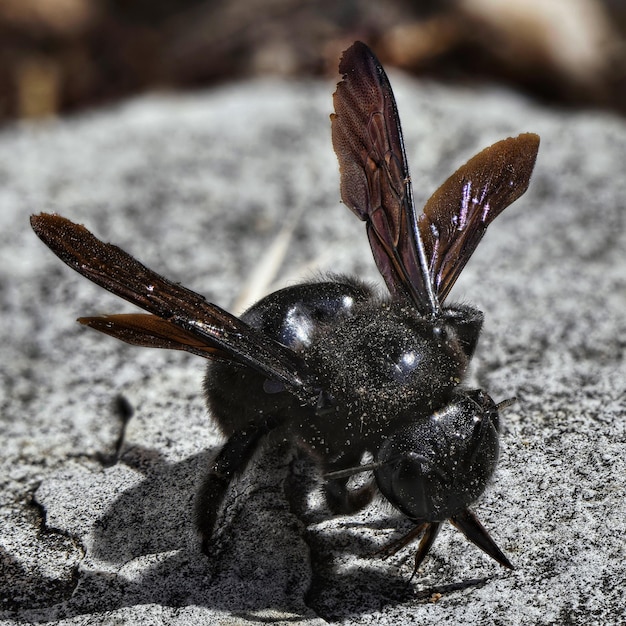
[31, 41, 539, 577]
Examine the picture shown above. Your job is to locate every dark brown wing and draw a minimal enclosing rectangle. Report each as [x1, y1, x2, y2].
[331, 41, 438, 315]
[77, 313, 234, 361]
[419, 133, 539, 302]
[30, 214, 314, 401]
[332, 41, 539, 312]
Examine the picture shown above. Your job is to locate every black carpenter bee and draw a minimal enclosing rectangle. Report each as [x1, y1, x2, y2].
[31, 41, 539, 576]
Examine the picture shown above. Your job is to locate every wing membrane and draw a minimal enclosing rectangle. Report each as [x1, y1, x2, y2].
[332, 41, 539, 311]
[331, 41, 438, 315]
[419, 133, 539, 302]
[30, 214, 313, 400]
[78, 313, 234, 360]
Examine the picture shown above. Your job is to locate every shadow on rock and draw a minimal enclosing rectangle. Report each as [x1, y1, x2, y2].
[91, 447, 213, 563]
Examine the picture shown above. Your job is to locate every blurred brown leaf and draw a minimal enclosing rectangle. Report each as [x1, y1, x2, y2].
[0, 0, 624, 122]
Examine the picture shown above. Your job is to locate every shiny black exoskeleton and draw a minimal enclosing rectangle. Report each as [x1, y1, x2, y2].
[30, 41, 539, 576]
[199, 277, 503, 570]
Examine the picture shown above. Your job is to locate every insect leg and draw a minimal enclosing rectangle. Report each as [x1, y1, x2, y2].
[195, 414, 282, 554]
[324, 458, 376, 515]
[375, 521, 441, 579]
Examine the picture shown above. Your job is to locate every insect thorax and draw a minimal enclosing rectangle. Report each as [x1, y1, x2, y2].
[205, 278, 481, 463]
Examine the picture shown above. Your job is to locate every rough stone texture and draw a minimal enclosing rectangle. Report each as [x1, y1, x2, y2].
[0, 69, 624, 625]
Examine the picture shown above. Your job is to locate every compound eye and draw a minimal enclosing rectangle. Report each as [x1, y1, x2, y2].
[374, 424, 444, 522]
[387, 452, 434, 521]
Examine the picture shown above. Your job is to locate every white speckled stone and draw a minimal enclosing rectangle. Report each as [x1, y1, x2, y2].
[0, 70, 624, 624]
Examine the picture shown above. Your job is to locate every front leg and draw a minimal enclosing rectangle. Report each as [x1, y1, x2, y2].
[324, 478, 375, 515]
[323, 456, 375, 515]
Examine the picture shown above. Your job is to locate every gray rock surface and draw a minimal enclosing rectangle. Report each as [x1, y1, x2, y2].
[0, 69, 624, 625]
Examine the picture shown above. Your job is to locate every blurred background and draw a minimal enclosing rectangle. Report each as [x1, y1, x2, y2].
[1, 0, 625, 122]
